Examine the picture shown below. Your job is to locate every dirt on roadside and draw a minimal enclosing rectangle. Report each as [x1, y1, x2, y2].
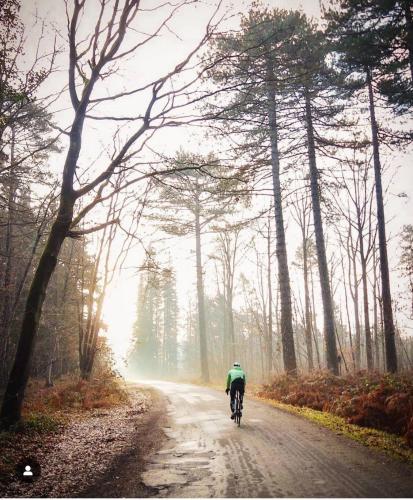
[0, 384, 167, 498]
[79, 386, 167, 498]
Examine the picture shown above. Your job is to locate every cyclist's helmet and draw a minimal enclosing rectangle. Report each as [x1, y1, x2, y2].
[233, 362, 240, 367]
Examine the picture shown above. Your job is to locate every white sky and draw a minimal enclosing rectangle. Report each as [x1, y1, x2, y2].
[20, 0, 413, 372]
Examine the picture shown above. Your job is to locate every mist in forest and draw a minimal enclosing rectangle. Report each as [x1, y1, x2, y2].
[1, 0, 413, 432]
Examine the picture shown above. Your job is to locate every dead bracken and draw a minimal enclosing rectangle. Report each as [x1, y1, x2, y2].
[0, 381, 150, 498]
[258, 371, 413, 448]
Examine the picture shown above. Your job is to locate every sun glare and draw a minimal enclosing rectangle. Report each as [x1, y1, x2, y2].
[103, 277, 137, 375]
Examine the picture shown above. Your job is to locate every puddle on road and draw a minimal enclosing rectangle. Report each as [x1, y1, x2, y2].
[141, 387, 229, 497]
[142, 470, 188, 488]
[143, 445, 222, 495]
[179, 440, 198, 450]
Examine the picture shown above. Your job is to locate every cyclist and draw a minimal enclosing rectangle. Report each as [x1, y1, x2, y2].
[225, 362, 246, 419]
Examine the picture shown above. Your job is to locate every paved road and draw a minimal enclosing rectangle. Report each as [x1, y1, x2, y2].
[140, 381, 413, 498]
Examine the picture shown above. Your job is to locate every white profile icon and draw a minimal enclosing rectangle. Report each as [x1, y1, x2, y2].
[23, 465, 33, 477]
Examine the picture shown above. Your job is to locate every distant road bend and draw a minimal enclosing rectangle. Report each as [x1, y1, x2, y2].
[94, 381, 413, 498]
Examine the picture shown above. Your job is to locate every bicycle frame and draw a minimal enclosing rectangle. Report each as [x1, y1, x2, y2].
[234, 389, 243, 427]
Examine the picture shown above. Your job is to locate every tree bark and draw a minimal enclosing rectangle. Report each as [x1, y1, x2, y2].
[0, 150, 16, 380]
[194, 187, 210, 382]
[310, 265, 321, 369]
[267, 218, 274, 373]
[304, 91, 339, 374]
[403, 1, 413, 82]
[372, 244, 380, 370]
[366, 69, 398, 372]
[221, 232, 237, 364]
[0, 202, 74, 426]
[349, 239, 361, 370]
[265, 61, 297, 375]
[341, 254, 356, 371]
[0, 64, 88, 426]
[358, 232, 373, 370]
[302, 235, 314, 371]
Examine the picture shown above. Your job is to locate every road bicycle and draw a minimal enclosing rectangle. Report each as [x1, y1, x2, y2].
[234, 389, 243, 427]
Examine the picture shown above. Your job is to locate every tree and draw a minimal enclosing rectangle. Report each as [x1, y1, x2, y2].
[400, 225, 413, 318]
[291, 191, 315, 371]
[333, 149, 377, 369]
[161, 266, 178, 377]
[129, 250, 162, 378]
[212, 223, 242, 366]
[282, 18, 344, 374]
[323, 0, 413, 113]
[0, 0, 58, 382]
[325, 0, 399, 372]
[206, 7, 300, 374]
[1, 0, 222, 427]
[152, 151, 239, 382]
[0, 0, 55, 154]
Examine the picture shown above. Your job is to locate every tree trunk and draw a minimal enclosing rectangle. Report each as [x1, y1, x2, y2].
[266, 61, 297, 374]
[303, 235, 314, 371]
[194, 190, 210, 382]
[0, 130, 17, 381]
[359, 241, 373, 370]
[350, 246, 362, 370]
[341, 255, 356, 371]
[0, 203, 74, 426]
[45, 334, 57, 388]
[258, 328, 265, 380]
[223, 289, 229, 368]
[304, 91, 338, 374]
[309, 265, 321, 369]
[0, 37, 98, 421]
[227, 286, 235, 363]
[366, 69, 397, 372]
[403, 1, 413, 81]
[267, 218, 274, 374]
[372, 245, 380, 370]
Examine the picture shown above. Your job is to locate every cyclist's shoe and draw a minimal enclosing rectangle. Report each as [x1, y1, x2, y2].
[230, 412, 235, 420]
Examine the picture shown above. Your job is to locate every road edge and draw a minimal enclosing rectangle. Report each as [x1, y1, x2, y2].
[251, 394, 413, 466]
[78, 385, 169, 498]
[166, 380, 413, 467]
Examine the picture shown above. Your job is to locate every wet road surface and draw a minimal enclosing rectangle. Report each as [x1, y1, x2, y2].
[140, 381, 413, 498]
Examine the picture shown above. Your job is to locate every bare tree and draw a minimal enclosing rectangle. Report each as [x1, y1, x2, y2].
[212, 221, 243, 366]
[1, 0, 222, 427]
[334, 151, 377, 370]
[291, 188, 315, 371]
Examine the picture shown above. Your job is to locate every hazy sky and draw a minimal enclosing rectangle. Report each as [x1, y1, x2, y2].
[20, 1, 413, 370]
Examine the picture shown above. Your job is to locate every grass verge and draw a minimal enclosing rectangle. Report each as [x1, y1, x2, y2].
[253, 395, 413, 466]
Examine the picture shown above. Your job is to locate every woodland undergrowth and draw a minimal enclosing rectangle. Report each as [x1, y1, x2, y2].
[258, 371, 413, 447]
[0, 374, 131, 484]
[23, 373, 129, 415]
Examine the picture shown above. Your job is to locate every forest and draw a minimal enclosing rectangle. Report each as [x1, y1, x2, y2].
[126, 0, 413, 384]
[0, 0, 413, 461]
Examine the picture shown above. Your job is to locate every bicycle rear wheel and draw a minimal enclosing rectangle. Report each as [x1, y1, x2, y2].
[235, 390, 241, 427]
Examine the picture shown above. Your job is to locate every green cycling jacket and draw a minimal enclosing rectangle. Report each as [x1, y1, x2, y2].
[226, 366, 246, 389]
